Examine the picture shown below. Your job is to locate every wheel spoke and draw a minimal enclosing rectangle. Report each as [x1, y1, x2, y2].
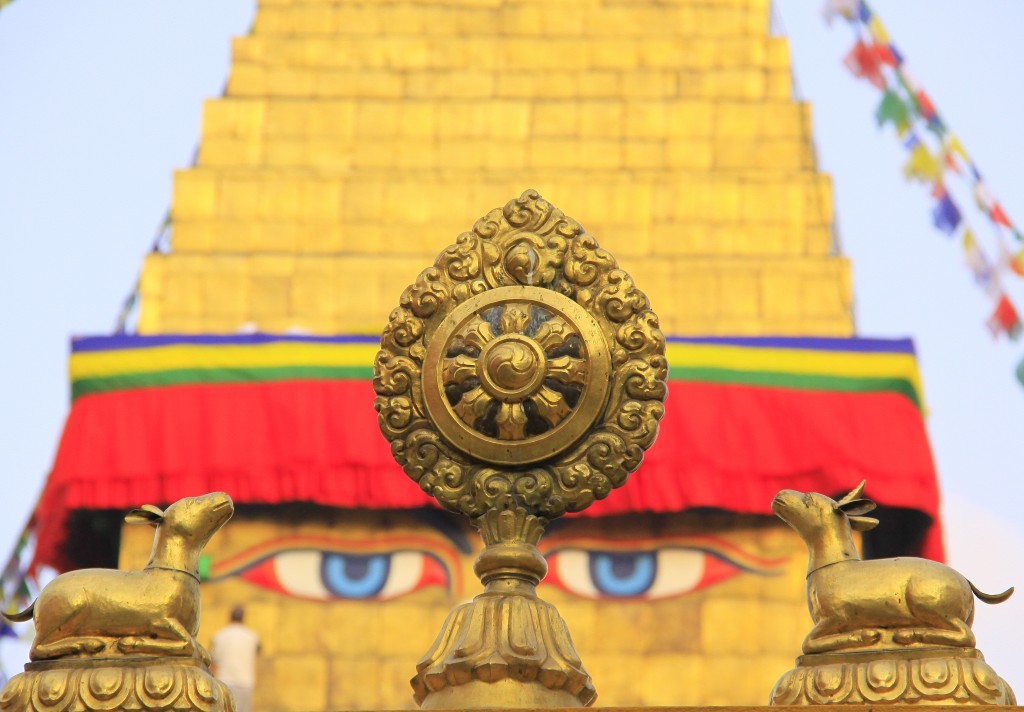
[546, 355, 587, 386]
[442, 354, 478, 385]
[495, 402, 528, 440]
[532, 386, 571, 428]
[453, 386, 492, 427]
[499, 304, 531, 335]
[459, 316, 494, 351]
[532, 315, 574, 351]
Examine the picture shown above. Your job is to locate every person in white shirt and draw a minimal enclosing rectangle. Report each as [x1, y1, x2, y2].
[211, 606, 260, 712]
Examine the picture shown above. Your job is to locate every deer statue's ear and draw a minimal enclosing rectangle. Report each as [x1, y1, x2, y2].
[125, 504, 165, 527]
[836, 479, 867, 506]
[849, 515, 880, 532]
[836, 498, 877, 517]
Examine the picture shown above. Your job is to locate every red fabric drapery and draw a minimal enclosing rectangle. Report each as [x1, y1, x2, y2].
[35, 379, 940, 571]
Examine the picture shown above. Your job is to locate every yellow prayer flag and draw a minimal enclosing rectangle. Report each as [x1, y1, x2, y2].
[869, 16, 891, 44]
[946, 135, 969, 161]
[902, 145, 943, 183]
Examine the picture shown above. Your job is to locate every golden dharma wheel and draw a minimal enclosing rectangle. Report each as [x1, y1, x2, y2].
[374, 189, 667, 522]
[421, 285, 611, 466]
[374, 190, 667, 708]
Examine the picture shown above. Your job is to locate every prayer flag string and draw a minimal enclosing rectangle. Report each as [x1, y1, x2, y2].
[823, 0, 1024, 383]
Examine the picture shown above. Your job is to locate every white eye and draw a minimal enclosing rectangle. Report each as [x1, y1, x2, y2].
[377, 551, 426, 599]
[244, 549, 440, 600]
[645, 549, 704, 598]
[273, 550, 331, 599]
[547, 549, 599, 597]
[545, 547, 744, 599]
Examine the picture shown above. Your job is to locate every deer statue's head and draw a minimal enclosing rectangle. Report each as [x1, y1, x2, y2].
[125, 492, 234, 572]
[772, 480, 879, 545]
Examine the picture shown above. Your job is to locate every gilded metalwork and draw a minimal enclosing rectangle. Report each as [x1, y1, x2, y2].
[0, 657, 234, 712]
[769, 482, 1016, 705]
[374, 190, 667, 708]
[0, 493, 235, 712]
[771, 648, 1015, 705]
[413, 506, 594, 709]
[375, 189, 666, 521]
[422, 287, 610, 466]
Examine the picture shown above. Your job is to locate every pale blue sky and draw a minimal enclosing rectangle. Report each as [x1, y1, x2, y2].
[0, 0, 1021, 686]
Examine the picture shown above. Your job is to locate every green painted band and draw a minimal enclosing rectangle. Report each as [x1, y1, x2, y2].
[73, 365, 919, 409]
[71, 365, 375, 399]
[669, 367, 921, 408]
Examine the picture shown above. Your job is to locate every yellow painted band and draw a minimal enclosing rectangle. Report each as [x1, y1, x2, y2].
[70, 342, 380, 379]
[665, 344, 923, 398]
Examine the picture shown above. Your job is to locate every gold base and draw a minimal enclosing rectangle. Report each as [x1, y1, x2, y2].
[770, 647, 1016, 705]
[413, 591, 596, 708]
[0, 656, 235, 712]
[411, 507, 597, 709]
[419, 679, 583, 709]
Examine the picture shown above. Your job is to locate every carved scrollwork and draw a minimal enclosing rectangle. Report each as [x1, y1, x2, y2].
[374, 190, 667, 522]
[769, 649, 1016, 706]
[0, 660, 234, 712]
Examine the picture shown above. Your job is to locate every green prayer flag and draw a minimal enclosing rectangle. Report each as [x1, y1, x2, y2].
[875, 90, 910, 129]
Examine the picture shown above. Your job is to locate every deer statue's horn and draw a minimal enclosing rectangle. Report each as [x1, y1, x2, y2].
[836, 480, 867, 506]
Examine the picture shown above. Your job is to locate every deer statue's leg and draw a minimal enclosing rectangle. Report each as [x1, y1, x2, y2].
[893, 582, 977, 647]
[117, 636, 191, 655]
[803, 625, 882, 654]
[31, 636, 107, 660]
[30, 606, 107, 660]
[892, 617, 975, 647]
[117, 617, 196, 656]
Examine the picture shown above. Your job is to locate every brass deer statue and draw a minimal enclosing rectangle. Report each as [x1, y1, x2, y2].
[772, 481, 1012, 655]
[3, 492, 234, 662]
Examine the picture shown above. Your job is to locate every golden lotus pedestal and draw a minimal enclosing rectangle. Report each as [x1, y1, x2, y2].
[0, 656, 234, 712]
[771, 647, 1016, 706]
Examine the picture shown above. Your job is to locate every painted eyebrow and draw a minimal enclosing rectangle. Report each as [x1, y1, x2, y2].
[408, 509, 473, 554]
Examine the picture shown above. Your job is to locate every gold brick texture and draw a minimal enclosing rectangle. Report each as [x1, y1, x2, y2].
[141, 251, 850, 336]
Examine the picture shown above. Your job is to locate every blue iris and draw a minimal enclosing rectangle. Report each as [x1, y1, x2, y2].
[321, 553, 390, 598]
[588, 551, 656, 596]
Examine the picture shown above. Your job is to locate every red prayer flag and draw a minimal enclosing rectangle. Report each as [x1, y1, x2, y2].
[987, 294, 1022, 339]
[872, 43, 898, 67]
[914, 90, 937, 121]
[843, 39, 886, 90]
[990, 202, 1013, 228]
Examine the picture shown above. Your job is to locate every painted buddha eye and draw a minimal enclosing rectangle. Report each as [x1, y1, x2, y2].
[213, 537, 454, 601]
[543, 542, 779, 600]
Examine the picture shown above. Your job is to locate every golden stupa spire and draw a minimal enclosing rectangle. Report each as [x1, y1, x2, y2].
[138, 0, 850, 340]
